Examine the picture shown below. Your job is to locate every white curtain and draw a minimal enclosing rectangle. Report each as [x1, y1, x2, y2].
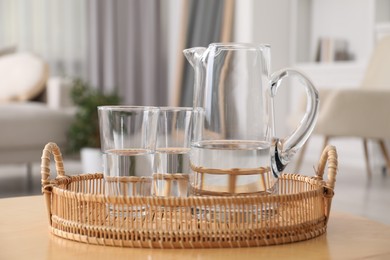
[0, 0, 168, 106]
[0, 0, 232, 106]
[0, 0, 88, 79]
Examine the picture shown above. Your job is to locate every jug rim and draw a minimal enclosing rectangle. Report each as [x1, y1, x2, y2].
[209, 42, 270, 50]
[158, 106, 193, 111]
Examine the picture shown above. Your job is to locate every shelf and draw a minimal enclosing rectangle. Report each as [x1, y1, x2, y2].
[295, 62, 366, 89]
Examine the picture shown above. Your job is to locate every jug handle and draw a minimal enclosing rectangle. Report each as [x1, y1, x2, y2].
[269, 69, 319, 175]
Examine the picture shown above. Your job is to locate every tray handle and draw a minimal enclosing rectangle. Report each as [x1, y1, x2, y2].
[315, 145, 338, 222]
[315, 145, 338, 190]
[41, 142, 67, 225]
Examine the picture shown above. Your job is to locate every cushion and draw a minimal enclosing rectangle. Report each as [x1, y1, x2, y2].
[0, 52, 48, 102]
[0, 102, 74, 149]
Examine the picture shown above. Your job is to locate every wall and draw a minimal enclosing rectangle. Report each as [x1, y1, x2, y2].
[311, 0, 374, 62]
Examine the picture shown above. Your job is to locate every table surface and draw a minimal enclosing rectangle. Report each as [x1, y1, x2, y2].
[1, 195, 390, 260]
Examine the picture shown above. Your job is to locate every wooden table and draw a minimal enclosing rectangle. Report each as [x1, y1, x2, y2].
[1, 196, 390, 260]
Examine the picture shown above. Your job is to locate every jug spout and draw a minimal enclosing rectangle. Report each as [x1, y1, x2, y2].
[183, 47, 207, 67]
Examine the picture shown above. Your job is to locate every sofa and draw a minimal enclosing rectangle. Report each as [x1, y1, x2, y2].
[0, 52, 75, 176]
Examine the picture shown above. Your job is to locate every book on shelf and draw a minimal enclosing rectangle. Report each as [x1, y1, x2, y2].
[315, 37, 352, 63]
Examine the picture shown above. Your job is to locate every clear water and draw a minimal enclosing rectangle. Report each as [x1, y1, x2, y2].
[103, 149, 154, 177]
[190, 140, 273, 194]
[103, 149, 153, 216]
[153, 147, 190, 197]
[103, 149, 153, 197]
[155, 147, 191, 174]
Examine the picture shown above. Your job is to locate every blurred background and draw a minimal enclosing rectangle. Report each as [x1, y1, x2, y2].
[0, 0, 389, 224]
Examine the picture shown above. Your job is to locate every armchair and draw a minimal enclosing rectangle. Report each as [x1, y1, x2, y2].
[295, 35, 390, 176]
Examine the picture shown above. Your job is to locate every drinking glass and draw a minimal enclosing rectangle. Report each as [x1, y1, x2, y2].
[98, 106, 159, 197]
[152, 107, 194, 197]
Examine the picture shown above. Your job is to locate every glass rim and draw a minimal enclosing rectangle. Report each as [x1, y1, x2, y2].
[209, 42, 271, 50]
[98, 105, 159, 111]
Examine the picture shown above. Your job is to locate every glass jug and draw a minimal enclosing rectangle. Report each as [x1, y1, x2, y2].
[184, 43, 319, 196]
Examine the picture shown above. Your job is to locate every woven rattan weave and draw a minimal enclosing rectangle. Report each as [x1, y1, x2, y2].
[41, 143, 338, 248]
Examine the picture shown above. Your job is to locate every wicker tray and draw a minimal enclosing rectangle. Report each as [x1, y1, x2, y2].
[41, 143, 338, 248]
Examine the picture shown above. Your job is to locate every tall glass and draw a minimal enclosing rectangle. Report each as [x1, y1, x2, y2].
[98, 106, 159, 197]
[152, 107, 194, 197]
